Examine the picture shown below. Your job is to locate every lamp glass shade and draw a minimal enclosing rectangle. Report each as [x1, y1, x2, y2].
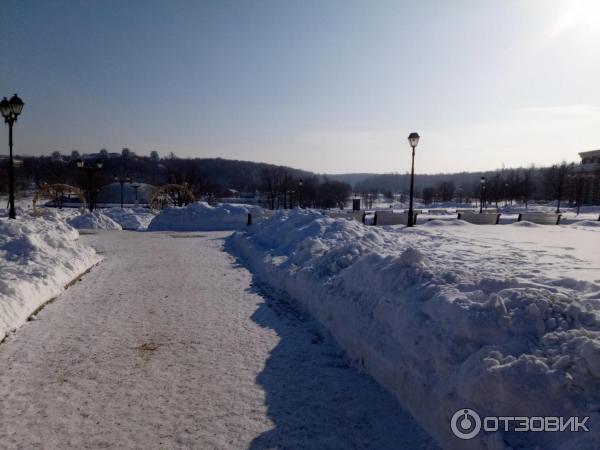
[0, 98, 11, 118]
[9, 94, 24, 116]
[408, 132, 420, 148]
[76, 159, 84, 168]
[96, 160, 103, 169]
[480, 177, 486, 184]
[299, 179, 303, 186]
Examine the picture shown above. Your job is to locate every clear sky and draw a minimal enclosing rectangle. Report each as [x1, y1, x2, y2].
[1, 0, 599, 174]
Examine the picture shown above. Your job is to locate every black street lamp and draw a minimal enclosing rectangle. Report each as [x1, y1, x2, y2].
[1, 94, 25, 219]
[298, 179, 303, 208]
[131, 182, 141, 205]
[407, 132, 420, 227]
[480, 177, 486, 213]
[77, 158, 103, 212]
[114, 174, 131, 208]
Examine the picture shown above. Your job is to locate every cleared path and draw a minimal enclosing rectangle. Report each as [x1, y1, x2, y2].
[0, 231, 436, 449]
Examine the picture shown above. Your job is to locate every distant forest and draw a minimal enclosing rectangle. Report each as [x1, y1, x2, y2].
[0, 149, 585, 208]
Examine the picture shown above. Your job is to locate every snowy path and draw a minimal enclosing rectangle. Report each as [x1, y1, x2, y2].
[0, 231, 436, 450]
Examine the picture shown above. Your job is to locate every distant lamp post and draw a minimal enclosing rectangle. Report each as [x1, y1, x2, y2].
[114, 174, 131, 208]
[77, 158, 103, 212]
[406, 132, 420, 227]
[480, 177, 486, 213]
[298, 179, 303, 208]
[131, 182, 141, 205]
[1, 94, 25, 219]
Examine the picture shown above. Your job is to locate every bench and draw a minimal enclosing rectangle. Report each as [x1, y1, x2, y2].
[348, 210, 366, 223]
[517, 212, 561, 225]
[457, 208, 498, 213]
[457, 212, 501, 224]
[324, 210, 366, 223]
[398, 209, 423, 214]
[426, 208, 448, 214]
[373, 210, 419, 226]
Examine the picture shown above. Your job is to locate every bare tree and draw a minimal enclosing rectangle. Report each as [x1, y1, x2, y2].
[545, 162, 571, 213]
[436, 180, 455, 202]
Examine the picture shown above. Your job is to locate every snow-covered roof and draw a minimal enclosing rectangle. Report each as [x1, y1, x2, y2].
[579, 149, 600, 158]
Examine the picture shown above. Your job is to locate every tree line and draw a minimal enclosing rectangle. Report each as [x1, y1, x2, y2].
[0, 149, 588, 209]
[354, 162, 588, 207]
[0, 149, 351, 210]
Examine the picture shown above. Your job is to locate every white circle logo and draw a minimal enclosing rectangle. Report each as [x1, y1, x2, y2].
[451, 409, 482, 440]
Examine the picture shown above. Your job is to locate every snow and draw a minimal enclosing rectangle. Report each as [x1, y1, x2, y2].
[147, 202, 263, 231]
[67, 211, 123, 230]
[229, 210, 600, 450]
[101, 207, 156, 230]
[0, 231, 436, 449]
[0, 215, 101, 342]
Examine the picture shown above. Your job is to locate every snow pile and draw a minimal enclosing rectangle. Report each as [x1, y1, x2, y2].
[0, 216, 101, 341]
[101, 207, 155, 230]
[229, 210, 600, 450]
[147, 202, 263, 232]
[67, 211, 122, 230]
[571, 220, 600, 228]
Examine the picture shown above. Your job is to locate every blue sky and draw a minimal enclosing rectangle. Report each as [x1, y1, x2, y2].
[1, 0, 599, 173]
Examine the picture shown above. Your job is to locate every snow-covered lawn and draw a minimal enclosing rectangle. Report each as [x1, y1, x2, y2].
[147, 202, 263, 231]
[230, 210, 600, 450]
[0, 215, 101, 342]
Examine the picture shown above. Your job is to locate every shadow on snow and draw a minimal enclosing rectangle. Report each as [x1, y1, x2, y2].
[223, 248, 438, 449]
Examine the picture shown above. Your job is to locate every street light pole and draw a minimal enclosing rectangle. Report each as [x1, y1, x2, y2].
[407, 132, 420, 227]
[480, 177, 486, 213]
[1, 94, 25, 219]
[298, 179, 303, 208]
[131, 182, 141, 205]
[114, 175, 131, 208]
[77, 159, 103, 212]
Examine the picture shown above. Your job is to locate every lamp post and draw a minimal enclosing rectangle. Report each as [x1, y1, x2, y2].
[1, 94, 25, 219]
[298, 179, 303, 208]
[480, 177, 486, 213]
[114, 174, 131, 208]
[407, 132, 420, 227]
[131, 182, 141, 205]
[77, 159, 103, 212]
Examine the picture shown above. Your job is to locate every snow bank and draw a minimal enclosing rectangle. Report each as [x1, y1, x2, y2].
[101, 207, 155, 231]
[571, 220, 600, 228]
[229, 210, 600, 450]
[67, 211, 122, 230]
[0, 216, 101, 341]
[147, 202, 263, 232]
[422, 219, 472, 227]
